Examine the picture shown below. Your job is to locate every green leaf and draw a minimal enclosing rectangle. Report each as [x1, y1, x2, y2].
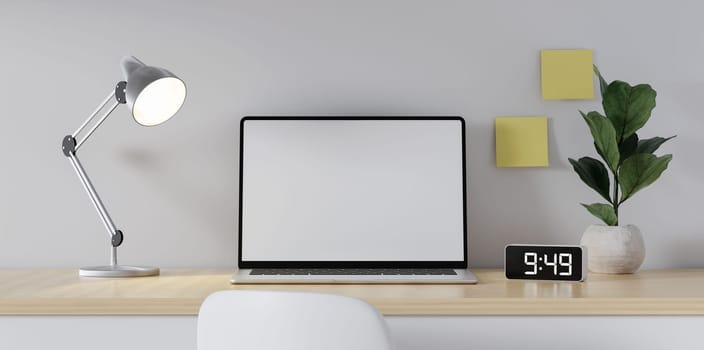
[581, 203, 618, 226]
[636, 135, 676, 154]
[592, 142, 609, 171]
[602, 81, 657, 142]
[619, 133, 639, 165]
[569, 157, 611, 202]
[619, 153, 673, 202]
[580, 111, 620, 172]
[594, 65, 608, 99]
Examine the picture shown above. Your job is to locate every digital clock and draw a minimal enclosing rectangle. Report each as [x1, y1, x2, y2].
[504, 244, 587, 282]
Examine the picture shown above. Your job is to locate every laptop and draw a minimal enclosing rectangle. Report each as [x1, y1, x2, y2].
[231, 117, 478, 284]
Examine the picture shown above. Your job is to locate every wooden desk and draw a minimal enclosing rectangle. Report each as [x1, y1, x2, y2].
[1, 269, 703, 350]
[1, 269, 703, 315]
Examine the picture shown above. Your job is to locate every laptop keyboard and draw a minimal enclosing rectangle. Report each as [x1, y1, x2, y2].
[249, 268, 458, 276]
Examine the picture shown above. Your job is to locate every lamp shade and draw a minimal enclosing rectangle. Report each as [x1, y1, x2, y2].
[120, 56, 186, 126]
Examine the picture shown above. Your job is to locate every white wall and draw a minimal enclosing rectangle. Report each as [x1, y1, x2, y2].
[1, 0, 701, 269]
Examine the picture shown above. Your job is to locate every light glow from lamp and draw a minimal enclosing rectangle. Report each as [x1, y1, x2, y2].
[132, 77, 186, 126]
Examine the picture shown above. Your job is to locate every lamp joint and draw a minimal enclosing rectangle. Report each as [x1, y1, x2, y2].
[62, 135, 76, 157]
[112, 230, 124, 247]
[115, 81, 127, 104]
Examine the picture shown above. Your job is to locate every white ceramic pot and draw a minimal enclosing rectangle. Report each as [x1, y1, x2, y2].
[579, 224, 645, 274]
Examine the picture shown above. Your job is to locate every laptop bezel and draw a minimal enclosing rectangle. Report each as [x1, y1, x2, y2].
[238, 116, 468, 269]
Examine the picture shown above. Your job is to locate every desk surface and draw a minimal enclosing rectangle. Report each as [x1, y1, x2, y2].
[1, 269, 703, 316]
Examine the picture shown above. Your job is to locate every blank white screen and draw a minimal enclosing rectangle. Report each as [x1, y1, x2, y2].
[241, 119, 465, 262]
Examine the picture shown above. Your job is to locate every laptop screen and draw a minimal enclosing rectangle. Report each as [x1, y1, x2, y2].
[239, 117, 467, 268]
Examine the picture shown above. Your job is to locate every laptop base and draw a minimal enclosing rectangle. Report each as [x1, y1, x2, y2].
[230, 269, 478, 284]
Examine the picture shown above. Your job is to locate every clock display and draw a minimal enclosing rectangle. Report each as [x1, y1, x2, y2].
[505, 245, 585, 281]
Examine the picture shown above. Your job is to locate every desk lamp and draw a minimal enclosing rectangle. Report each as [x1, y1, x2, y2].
[61, 56, 186, 277]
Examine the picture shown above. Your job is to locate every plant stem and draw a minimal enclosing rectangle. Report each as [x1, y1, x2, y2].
[612, 173, 620, 226]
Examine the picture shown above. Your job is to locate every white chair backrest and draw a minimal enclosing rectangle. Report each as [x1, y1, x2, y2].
[197, 290, 395, 350]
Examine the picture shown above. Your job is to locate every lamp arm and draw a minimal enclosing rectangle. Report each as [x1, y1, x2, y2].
[72, 88, 117, 138]
[66, 152, 124, 248]
[73, 82, 127, 150]
[61, 82, 128, 250]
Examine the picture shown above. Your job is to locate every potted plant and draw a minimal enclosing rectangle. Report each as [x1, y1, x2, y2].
[569, 66, 674, 274]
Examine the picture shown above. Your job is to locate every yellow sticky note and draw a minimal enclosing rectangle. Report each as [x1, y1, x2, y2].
[495, 117, 549, 167]
[541, 49, 594, 99]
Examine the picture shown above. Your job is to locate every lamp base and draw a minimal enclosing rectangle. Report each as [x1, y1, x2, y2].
[79, 265, 160, 277]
